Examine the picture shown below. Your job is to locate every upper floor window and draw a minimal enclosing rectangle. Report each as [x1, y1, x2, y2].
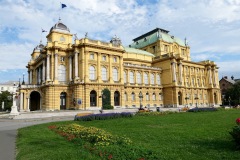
[89, 65, 95, 80]
[60, 36, 65, 42]
[144, 73, 148, 84]
[137, 72, 141, 84]
[58, 65, 66, 82]
[101, 67, 107, 81]
[164, 45, 168, 52]
[129, 71, 134, 83]
[124, 71, 127, 83]
[113, 68, 118, 81]
[102, 55, 106, 61]
[181, 49, 185, 55]
[90, 53, 94, 60]
[113, 57, 117, 62]
[60, 56, 65, 62]
[156, 74, 161, 85]
[150, 73, 154, 85]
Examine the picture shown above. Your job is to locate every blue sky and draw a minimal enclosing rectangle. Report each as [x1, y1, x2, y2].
[0, 0, 240, 83]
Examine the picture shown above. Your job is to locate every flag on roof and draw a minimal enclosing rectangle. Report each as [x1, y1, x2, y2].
[61, 3, 67, 8]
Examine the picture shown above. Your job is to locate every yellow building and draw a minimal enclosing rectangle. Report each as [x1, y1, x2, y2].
[19, 20, 221, 111]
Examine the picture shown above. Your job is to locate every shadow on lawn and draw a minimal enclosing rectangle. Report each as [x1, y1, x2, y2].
[192, 138, 236, 151]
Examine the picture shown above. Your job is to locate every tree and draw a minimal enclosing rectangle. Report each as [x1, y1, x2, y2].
[0, 91, 13, 111]
[102, 88, 113, 109]
[225, 81, 240, 106]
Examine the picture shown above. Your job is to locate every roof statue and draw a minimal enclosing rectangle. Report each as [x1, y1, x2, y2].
[110, 35, 121, 47]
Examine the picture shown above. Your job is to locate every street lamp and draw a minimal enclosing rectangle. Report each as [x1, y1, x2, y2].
[195, 97, 199, 108]
[185, 97, 189, 107]
[22, 73, 25, 85]
[139, 91, 143, 109]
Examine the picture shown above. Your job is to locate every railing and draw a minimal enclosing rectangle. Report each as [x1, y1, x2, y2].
[21, 84, 40, 88]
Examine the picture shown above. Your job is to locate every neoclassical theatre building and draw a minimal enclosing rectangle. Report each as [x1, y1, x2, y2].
[18, 20, 221, 111]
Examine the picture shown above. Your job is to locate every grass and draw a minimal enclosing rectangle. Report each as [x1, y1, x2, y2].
[16, 109, 240, 160]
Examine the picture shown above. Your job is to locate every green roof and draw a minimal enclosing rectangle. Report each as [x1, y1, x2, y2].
[124, 47, 155, 57]
[129, 28, 186, 48]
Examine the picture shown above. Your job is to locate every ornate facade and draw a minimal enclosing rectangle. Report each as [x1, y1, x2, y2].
[18, 20, 221, 111]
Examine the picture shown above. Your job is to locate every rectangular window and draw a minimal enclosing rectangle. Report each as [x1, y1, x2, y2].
[102, 55, 106, 61]
[90, 53, 94, 59]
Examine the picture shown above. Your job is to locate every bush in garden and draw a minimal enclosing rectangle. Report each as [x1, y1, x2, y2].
[74, 112, 133, 121]
[102, 104, 113, 110]
[229, 118, 240, 149]
[187, 107, 217, 112]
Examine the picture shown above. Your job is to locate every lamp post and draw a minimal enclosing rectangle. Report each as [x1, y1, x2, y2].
[139, 91, 143, 109]
[22, 73, 25, 85]
[185, 97, 189, 107]
[195, 97, 199, 108]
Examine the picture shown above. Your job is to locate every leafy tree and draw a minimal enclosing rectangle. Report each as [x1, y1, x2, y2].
[102, 88, 113, 109]
[0, 91, 13, 111]
[225, 81, 240, 106]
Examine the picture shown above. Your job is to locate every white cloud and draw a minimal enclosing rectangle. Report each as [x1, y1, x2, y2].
[0, 43, 32, 70]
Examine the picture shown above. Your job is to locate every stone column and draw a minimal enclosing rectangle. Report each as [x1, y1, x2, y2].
[74, 52, 79, 79]
[20, 92, 23, 111]
[54, 53, 58, 81]
[119, 56, 124, 83]
[27, 97, 30, 112]
[179, 63, 182, 84]
[208, 67, 212, 84]
[171, 62, 176, 82]
[46, 54, 51, 81]
[69, 56, 72, 81]
[42, 60, 45, 83]
[97, 53, 101, 82]
[212, 69, 216, 86]
[109, 55, 113, 83]
[28, 71, 30, 85]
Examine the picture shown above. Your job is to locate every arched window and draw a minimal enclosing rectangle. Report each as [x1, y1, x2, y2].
[89, 65, 95, 80]
[144, 73, 148, 84]
[58, 65, 66, 82]
[146, 92, 149, 101]
[137, 72, 141, 84]
[124, 92, 128, 101]
[101, 67, 107, 81]
[131, 92, 135, 101]
[152, 93, 156, 101]
[129, 71, 134, 83]
[159, 93, 163, 101]
[113, 68, 118, 81]
[156, 74, 161, 85]
[124, 71, 127, 83]
[150, 73, 154, 84]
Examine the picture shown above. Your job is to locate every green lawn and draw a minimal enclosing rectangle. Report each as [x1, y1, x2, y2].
[16, 109, 240, 160]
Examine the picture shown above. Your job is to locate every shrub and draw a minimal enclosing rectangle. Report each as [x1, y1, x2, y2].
[187, 107, 217, 112]
[102, 104, 114, 110]
[74, 112, 133, 121]
[230, 118, 240, 149]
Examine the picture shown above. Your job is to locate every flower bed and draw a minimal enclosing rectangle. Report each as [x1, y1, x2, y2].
[187, 107, 217, 112]
[49, 123, 132, 146]
[74, 112, 133, 121]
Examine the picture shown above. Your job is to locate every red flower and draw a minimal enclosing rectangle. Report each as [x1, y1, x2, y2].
[236, 118, 240, 125]
[108, 154, 113, 159]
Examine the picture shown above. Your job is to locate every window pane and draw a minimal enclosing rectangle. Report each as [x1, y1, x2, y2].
[129, 71, 134, 83]
[102, 67, 107, 81]
[89, 66, 95, 80]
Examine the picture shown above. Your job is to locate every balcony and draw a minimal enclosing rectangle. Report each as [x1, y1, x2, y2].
[21, 84, 40, 89]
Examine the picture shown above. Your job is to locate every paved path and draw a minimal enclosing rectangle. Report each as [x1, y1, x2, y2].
[0, 115, 75, 160]
[0, 108, 139, 160]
